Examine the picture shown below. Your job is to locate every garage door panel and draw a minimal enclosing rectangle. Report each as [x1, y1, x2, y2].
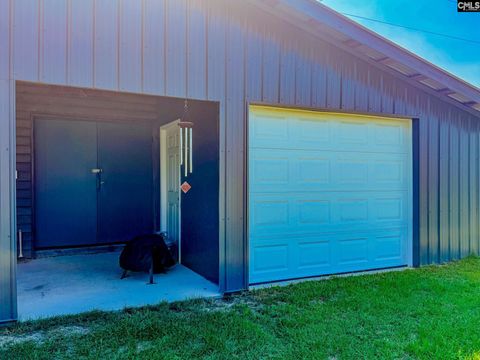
[297, 240, 332, 269]
[250, 149, 408, 193]
[250, 113, 290, 148]
[374, 123, 404, 146]
[251, 154, 290, 185]
[251, 244, 289, 272]
[337, 120, 370, 145]
[249, 107, 412, 284]
[250, 228, 408, 283]
[297, 117, 332, 145]
[250, 110, 410, 153]
[336, 237, 369, 266]
[251, 198, 290, 229]
[374, 230, 405, 262]
[250, 192, 409, 237]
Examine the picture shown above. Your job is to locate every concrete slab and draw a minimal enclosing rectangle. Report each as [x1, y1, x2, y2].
[17, 252, 220, 320]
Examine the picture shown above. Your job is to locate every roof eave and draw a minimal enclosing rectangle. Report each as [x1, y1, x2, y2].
[250, 0, 480, 116]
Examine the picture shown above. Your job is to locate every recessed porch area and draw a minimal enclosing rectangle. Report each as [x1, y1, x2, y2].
[17, 251, 220, 320]
[15, 82, 221, 320]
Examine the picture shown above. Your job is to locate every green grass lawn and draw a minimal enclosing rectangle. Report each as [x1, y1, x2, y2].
[3, 258, 480, 360]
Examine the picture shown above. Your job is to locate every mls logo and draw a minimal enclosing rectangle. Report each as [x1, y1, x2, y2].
[457, 1, 480, 12]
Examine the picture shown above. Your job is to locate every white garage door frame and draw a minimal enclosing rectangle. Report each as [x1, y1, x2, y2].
[246, 104, 414, 286]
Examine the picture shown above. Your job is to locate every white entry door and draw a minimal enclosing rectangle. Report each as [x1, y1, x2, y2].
[161, 121, 181, 260]
[248, 106, 412, 284]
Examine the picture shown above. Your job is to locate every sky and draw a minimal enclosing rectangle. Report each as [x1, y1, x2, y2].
[320, 0, 480, 88]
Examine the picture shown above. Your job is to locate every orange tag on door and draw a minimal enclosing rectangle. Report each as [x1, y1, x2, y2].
[181, 181, 192, 194]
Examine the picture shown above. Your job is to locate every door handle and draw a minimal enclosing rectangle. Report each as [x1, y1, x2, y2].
[91, 168, 104, 190]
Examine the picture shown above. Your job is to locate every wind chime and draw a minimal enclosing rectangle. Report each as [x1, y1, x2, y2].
[179, 100, 194, 177]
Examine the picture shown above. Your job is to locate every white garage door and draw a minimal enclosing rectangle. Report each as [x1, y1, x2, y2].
[248, 106, 412, 284]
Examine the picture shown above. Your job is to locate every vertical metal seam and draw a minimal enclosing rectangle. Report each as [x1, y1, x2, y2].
[366, 67, 371, 111]
[185, 0, 189, 97]
[9, 0, 13, 79]
[11, 77, 17, 320]
[38, 0, 43, 82]
[223, 2, 228, 290]
[309, 48, 313, 107]
[425, 104, 430, 263]
[66, 0, 71, 85]
[339, 70, 343, 109]
[260, 25, 265, 102]
[92, 0, 96, 88]
[477, 127, 480, 254]
[204, 0, 209, 100]
[243, 13, 248, 290]
[457, 117, 461, 258]
[324, 55, 328, 107]
[436, 117, 441, 263]
[352, 61, 357, 110]
[9, 0, 17, 321]
[468, 119, 471, 254]
[163, 0, 167, 95]
[140, 0, 145, 93]
[447, 120, 451, 261]
[117, 0, 121, 90]
[276, 34, 281, 104]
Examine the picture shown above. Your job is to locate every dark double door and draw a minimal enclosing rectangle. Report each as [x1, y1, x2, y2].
[35, 119, 153, 249]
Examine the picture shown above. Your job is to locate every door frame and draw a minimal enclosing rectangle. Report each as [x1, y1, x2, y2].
[160, 119, 182, 263]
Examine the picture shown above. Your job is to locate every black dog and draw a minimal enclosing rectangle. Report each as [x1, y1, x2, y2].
[119, 233, 176, 284]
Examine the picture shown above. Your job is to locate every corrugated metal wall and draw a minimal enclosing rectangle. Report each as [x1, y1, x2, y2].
[0, 0, 17, 323]
[1, 0, 480, 321]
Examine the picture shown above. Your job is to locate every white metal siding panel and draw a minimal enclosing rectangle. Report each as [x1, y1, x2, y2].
[0, 79, 16, 322]
[428, 116, 439, 263]
[225, 16, 246, 289]
[41, 0, 67, 84]
[206, 0, 227, 289]
[68, 0, 94, 87]
[439, 119, 450, 262]
[0, 0, 10, 80]
[143, 0, 166, 95]
[187, 0, 207, 100]
[13, 0, 39, 81]
[245, 26, 262, 102]
[311, 56, 327, 108]
[262, 31, 280, 104]
[279, 44, 295, 105]
[94, 0, 119, 90]
[295, 52, 311, 106]
[449, 121, 460, 260]
[249, 106, 412, 284]
[341, 61, 355, 110]
[470, 127, 478, 255]
[326, 51, 341, 109]
[369, 70, 383, 113]
[165, 0, 186, 98]
[460, 119, 470, 257]
[119, 0, 142, 92]
[354, 62, 370, 112]
[206, 2, 225, 102]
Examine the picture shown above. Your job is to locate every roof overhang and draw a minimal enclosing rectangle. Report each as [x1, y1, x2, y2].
[249, 0, 480, 116]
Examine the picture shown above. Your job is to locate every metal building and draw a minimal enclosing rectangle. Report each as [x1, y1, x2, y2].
[1, 0, 480, 323]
